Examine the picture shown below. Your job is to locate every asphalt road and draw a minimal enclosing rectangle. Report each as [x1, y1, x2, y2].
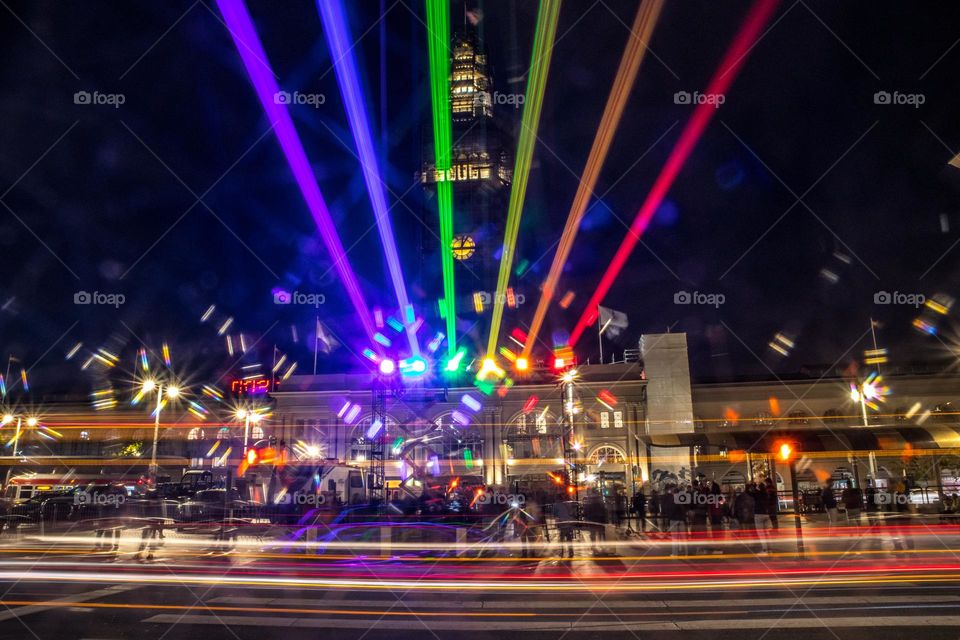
[1, 524, 959, 638]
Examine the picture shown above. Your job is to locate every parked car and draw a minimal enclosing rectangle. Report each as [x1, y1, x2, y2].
[6, 491, 71, 528]
[909, 488, 940, 505]
[40, 483, 129, 524]
[174, 488, 254, 527]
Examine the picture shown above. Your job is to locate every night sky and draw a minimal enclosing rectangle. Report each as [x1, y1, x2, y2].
[3, 0, 960, 396]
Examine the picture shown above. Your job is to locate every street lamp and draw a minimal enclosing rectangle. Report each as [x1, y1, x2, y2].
[560, 369, 581, 514]
[776, 440, 804, 559]
[1, 413, 38, 457]
[849, 374, 887, 483]
[136, 378, 183, 484]
[235, 407, 265, 455]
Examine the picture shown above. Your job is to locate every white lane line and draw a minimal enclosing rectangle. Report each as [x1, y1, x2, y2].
[0, 584, 137, 622]
[139, 614, 960, 631]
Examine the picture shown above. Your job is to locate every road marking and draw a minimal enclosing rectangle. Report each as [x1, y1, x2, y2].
[0, 585, 137, 622]
[138, 614, 960, 630]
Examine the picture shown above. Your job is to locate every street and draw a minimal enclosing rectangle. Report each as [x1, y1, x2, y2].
[0, 519, 959, 638]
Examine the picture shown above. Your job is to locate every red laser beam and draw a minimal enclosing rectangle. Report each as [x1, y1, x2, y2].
[570, 0, 780, 346]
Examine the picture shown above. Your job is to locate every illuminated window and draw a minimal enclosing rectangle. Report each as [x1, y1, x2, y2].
[251, 425, 264, 440]
[187, 428, 204, 440]
[216, 427, 231, 440]
[590, 445, 626, 465]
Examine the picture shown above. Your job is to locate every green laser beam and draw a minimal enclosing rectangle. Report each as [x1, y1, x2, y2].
[486, 0, 562, 358]
[426, 0, 457, 358]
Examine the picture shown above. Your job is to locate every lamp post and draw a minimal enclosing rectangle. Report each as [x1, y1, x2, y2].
[777, 441, 804, 559]
[138, 379, 181, 485]
[560, 369, 581, 515]
[235, 408, 264, 455]
[850, 378, 883, 483]
[1, 413, 37, 458]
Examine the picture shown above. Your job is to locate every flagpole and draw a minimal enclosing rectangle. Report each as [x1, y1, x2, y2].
[597, 306, 604, 364]
[313, 316, 320, 375]
[869, 317, 880, 374]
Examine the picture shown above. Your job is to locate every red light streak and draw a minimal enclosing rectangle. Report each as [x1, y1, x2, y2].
[570, 0, 780, 346]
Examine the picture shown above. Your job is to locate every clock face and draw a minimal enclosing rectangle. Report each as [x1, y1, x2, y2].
[451, 235, 476, 261]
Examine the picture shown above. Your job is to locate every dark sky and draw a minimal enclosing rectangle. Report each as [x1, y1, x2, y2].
[2, 0, 960, 397]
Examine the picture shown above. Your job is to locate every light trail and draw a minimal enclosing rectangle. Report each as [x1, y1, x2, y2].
[317, 0, 420, 355]
[214, 0, 378, 346]
[569, 0, 780, 346]
[4, 567, 960, 592]
[485, 0, 563, 359]
[522, 0, 664, 359]
[425, 0, 457, 357]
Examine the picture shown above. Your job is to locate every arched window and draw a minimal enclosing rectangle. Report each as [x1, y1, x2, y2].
[504, 410, 561, 460]
[187, 428, 204, 440]
[349, 415, 398, 462]
[251, 425, 264, 440]
[590, 445, 626, 465]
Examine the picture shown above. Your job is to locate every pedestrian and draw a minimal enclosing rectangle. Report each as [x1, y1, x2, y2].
[552, 495, 575, 559]
[708, 481, 724, 532]
[764, 477, 779, 529]
[734, 486, 755, 531]
[842, 484, 863, 525]
[752, 483, 772, 554]
[666, 486, 687, 557]
[583, 491, 607, 555]
[822, 481, 839, 525]
[632, 489, 647, 532]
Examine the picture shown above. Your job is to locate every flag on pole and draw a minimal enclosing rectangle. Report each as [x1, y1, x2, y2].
[598, 305, 629, 339]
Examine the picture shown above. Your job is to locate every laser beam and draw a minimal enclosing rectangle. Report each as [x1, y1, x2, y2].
[425, 0, 457, 357]
[485, 0, 563, 359]
[216, 0, 378, 345]
[569, 0, 779, 346]
[523, 0, 664, 358]
[318, 0, 420, 355]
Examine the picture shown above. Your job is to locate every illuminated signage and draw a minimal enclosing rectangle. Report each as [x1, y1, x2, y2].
[229, 377, 278, 396]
